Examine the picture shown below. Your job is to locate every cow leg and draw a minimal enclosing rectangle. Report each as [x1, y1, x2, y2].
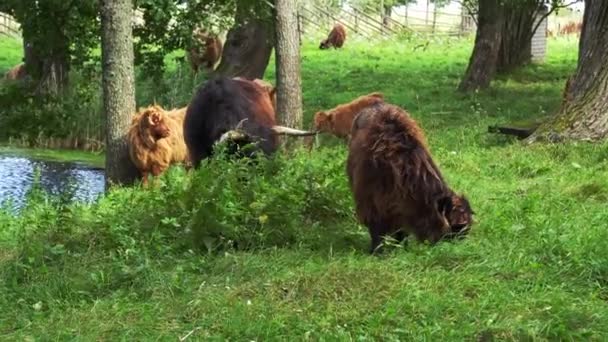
[150, 164, 164, 187]
[394, 230, 407, 244]
[368, 221, 390, 255]
[141, 171, 149, 187]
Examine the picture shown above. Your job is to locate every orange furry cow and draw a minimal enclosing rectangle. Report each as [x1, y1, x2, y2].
[187, 29, 223, 73]
[128, 105, 190, 185]
[320, 23, 346, 49]
[4, 63, 27, 81]
[314, 92, 384, 139]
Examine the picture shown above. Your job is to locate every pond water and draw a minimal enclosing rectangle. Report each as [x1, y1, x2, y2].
[0, 154, 105, 212]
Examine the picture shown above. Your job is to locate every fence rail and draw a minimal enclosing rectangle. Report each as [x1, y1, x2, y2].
[297, 1, 475, 40]
[0, 12, 20, 37]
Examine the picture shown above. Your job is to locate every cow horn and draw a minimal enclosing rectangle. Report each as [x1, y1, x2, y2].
[217, 118, 250, 143]
[271, 125, 318, 136]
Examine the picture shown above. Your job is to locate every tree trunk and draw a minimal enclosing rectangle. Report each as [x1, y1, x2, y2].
[214, 7, 274, 80]
[496, 1, 537, 72]
[101, 0, 139, 187]
[36, 47, 70, 96]
[22, 39, 40, 80]
[458, 0, 503, 92]
[275, 0, 303, 129]
[527, 0, 608, 142]
[21, 29, 69, 95]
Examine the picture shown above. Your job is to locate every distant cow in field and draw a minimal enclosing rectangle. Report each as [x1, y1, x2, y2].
[319, 23, 346, 49]
[4, 63, 27, 81]
[347, 102, 474, 253]
[558, 21, 582, 36]
[313, 92, 384, 140]
[128, 105, 190, 186]
[184, 77, 315, 168]
[187, 29, 223, 73]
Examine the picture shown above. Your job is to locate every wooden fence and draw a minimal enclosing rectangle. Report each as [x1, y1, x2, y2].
[297, 1, 476, 40]
[0, 12, 20, 37]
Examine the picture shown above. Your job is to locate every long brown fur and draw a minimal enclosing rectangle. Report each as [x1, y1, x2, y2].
[128, 105, 189, 185]
[346, 102, 474, 253]
[314, 92, 384, 139]
[4, 63, 27, 81]
[187, 29, 223, 73]
[320, 23, 346, 49]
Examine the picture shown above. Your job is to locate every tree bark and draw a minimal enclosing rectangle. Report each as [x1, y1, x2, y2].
[527, 0, 608, 142]
[101, 0, 139, 187]
[17, 15, 70, 95]
[274, 0, 303, 129]
[214, 6, 274, 80]
[496, 1, 537, 72]
[458, 0, 503, 92]
[36, 45, 70, 96]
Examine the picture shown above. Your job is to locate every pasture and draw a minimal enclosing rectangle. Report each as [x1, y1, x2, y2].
[2, 35, 608, 340]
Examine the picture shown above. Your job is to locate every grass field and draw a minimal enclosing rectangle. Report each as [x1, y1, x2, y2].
[2, 36, 608, 340]
[0, 36, 22, 74]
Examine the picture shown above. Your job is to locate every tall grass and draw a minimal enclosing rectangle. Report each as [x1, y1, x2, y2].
[2, 36, 608, 340]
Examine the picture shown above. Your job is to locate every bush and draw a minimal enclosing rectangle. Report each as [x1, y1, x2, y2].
[0, 75, 103, 150]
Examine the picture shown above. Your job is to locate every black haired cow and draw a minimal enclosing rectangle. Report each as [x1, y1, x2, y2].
[184, 77, 315, 167]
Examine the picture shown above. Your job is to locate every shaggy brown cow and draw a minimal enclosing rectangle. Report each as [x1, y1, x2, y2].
[4, 63, 27, 81]
[187, 29, 223, 73]
[347, 102, 474, 253]
[128, 105, 189, 185]
[320, 23, 346, 49]
[314, 92, 384, 139]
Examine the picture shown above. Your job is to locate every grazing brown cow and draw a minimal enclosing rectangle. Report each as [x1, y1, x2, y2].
[314, 92, 384, 139]
[347, 102, 474, 253]
[320, 23, 346, 49]
[128, 105, 190, 186]
[187, 29, 223, 73]
[4, 63, 27, 81]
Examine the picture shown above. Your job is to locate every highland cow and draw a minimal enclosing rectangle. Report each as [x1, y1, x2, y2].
[184, 77, 314, 168]
[4, 63, 27, 81]
[128, 105, 190, 185]
[233, 77, 277, 110]
[346, 102, 474, 253]
[320, 23, 346, 49]
[187, 29, 223, 73]
[314, 92, 384, 139]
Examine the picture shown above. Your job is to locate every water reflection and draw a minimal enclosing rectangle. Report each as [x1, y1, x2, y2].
[0, 155, 105, 211]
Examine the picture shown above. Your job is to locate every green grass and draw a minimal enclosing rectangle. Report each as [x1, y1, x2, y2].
[2, 36, 608, 340]
[0, 146, 104, 168]
[0, 36, 22, 74]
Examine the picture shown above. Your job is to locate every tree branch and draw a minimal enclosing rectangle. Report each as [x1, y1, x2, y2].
[530, 0, 581, 42]
[455, 0, 478, 26]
